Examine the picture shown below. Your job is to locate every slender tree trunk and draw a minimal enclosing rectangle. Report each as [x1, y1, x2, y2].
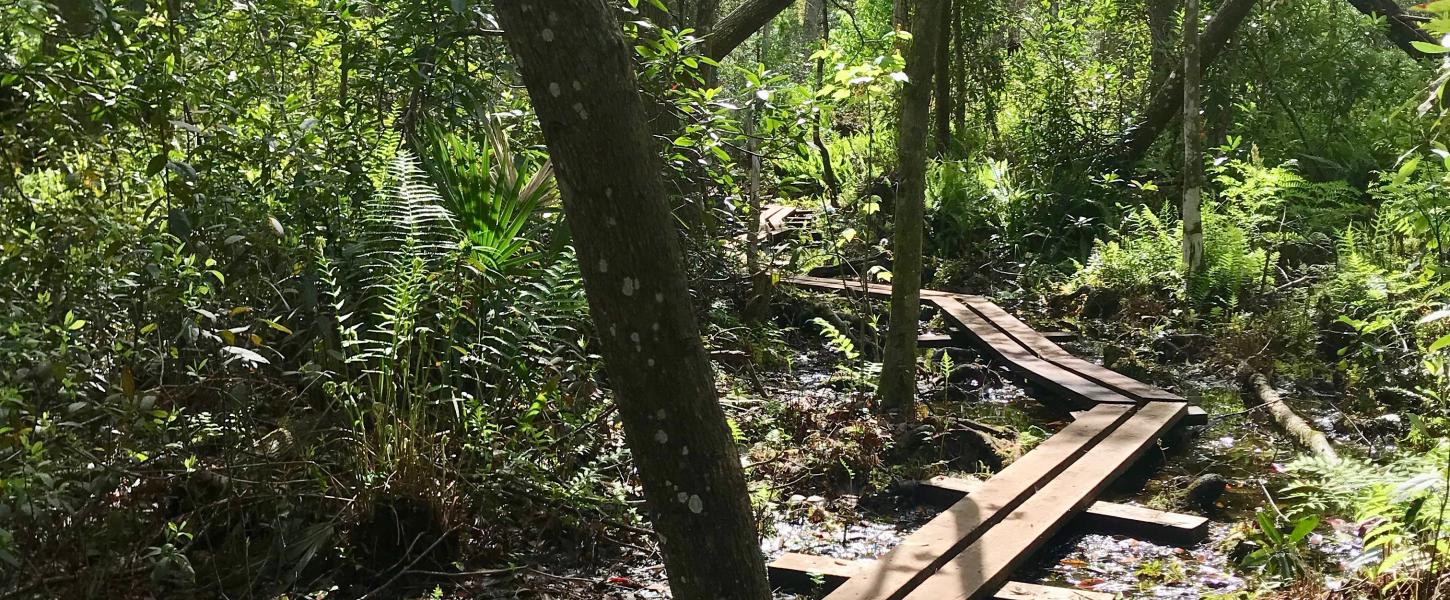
[951, 0, 966, 140]
[812, 0, 840, 204]
[804, 0, 824, 44]
[1146, 0, 1181, 94]
[933, 0, 954, 156]
[1114, 0, 1255, 168]
[746, 22, 773, 323]
[494, 3, 770, 598]
[879, 0, 943, 419]
[893, 0, 910, 31]
[1182, 0, 1203, 275]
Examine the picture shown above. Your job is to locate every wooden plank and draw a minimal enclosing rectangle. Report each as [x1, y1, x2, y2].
[768, 206, 795, 230]
[918, 333, 955, 348]
[954, 294, 1072, 360]
[914, 477, 1209, 546]
[902, 401, 1187, 600]
[1045, 355, 1184, 401]
[822, 405, 1134, 600]
[782, 277, 1193, 412]
[1076, 500, 1210, 546]
[934, 297, 1135, 408]
[1184, 405, 1208, 426]
[784, 275, 898, 302]
[1041, 331, 1076, 342]
[952, 295, 1181, 402]
[992, 582, 1112, 600]
[768, 554, 1109, 599]
[769, 552, 860, 591]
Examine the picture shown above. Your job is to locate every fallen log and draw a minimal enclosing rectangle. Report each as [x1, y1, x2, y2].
[1244, 369, 1339, 462]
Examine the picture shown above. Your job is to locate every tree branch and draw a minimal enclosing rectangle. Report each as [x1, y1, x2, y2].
[1344, 0, 1436, 60]
[1112, 0, 1257, 168]
[702, 0, 795, 61]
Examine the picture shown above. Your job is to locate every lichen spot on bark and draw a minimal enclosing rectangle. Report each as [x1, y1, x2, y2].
[541, 28, 555, 42]
[681, 446, 689, 456]
[687, 494, 703, 514]
[598, 258, 608, 273]
[573, 102, 589, 120]
[572, 80, 582, 91]
[654, 292, 664, 303]
[654, 429, 668, 444]
[677, 491, 689, 503]
[655, 409, 666, 420]
[621, 277, 638, 296]
[647, 358, 656, 367]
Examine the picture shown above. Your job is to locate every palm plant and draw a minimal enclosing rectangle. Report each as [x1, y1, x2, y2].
[420, 121, 561, 280]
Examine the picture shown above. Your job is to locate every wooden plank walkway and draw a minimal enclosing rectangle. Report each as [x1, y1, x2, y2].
[915, 476, 1209, 546]
[782, 273, 1205, 422]
[760, 206, 1209, 599]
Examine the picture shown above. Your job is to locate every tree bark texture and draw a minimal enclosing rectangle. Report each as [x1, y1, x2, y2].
[1182, 0, 1203, 275]
[934, 0, 954, 156]
[1115, 0, 1256, 168]
[1344, 0, 1436, 60]
[1146, 0, 1181, 93]
[951, 0, 967, 137]
[704, 0, 796, 61]
[494, 3, 770, 598]
[879, 0, 943, 419]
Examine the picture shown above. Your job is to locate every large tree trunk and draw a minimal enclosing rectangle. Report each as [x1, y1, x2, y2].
[1344, 0, 1436, 60]
[1146, 0, 1181, 93]
[934, 0, 954, 156]
[1182, 0, 1204, 275]
[494, 3, 770, 598]
[703, 0, 796, 61]
[1114, 0, 1256, 168]
[879, 0, 943, 419]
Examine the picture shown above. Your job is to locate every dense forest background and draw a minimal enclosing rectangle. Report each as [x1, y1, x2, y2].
[6, 0, 1450, 597]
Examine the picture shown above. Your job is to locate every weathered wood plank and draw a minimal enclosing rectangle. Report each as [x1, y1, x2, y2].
[784, 275, 897, 301]
[914, 476, 1209, 546]
[952, 295, 1182, 402]
[934, 297, 1136, 408]
[902, 401, 1188, 600]
[918, 333, 956, 348]
[781, 276, 1193, 412]
[822, 405, 1134, 600]
[1184, 405, 1208, 426]
[768, 553, 1109, 599]
[769, 552, 861, 591]
[1077, 500, 1210, 546]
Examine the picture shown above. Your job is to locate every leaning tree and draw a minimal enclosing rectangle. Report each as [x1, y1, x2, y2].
[494, 2, 771, 598]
